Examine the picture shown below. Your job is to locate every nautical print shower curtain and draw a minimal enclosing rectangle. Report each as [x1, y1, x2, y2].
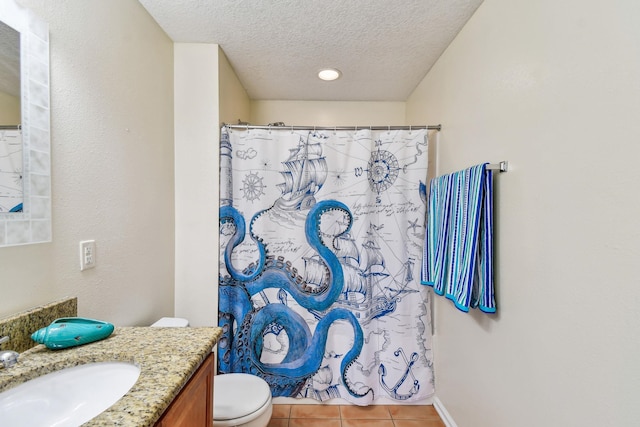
[218, 126, 434, 404]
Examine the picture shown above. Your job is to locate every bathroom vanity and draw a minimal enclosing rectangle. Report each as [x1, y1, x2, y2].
[155, 351, 215, 427]
[0, 326, 221, 426]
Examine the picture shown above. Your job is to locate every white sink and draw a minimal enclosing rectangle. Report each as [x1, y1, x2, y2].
[0, 361, 141, 427]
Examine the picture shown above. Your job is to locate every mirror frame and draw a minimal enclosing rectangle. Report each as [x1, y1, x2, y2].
[0, 0, 50, 247]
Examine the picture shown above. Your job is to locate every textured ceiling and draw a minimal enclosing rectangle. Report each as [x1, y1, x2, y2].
[138, 0, 483, 101]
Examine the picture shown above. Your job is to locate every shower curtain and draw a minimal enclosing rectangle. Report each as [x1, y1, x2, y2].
[218, 126, 434, 404]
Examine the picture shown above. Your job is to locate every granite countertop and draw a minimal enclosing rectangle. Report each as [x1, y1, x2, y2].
[0, 326, 222, 426]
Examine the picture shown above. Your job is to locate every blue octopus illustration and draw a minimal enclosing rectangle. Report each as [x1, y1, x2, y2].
[219, 200, 371, 398]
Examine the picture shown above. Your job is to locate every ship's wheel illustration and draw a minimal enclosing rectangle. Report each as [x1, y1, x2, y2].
[241, 171, 266, 202]
[366, 147, 400, 194]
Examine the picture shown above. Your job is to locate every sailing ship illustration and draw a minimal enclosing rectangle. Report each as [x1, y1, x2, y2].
[275, 133, 328, 210]
[304, 225, 418, 324]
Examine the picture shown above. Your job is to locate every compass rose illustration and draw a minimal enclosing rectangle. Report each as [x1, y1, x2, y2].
[366, 147, 400, 194]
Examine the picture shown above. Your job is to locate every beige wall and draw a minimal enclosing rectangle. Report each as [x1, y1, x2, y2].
[218, 47, 251, 126]
[407, 0, 640, 425]
[173, 43, 221, 327]
[0, 90, 20, 124]
[2, 0, 175, 325]
[251, 100, 405, 126]
[174, 45, 252, 328]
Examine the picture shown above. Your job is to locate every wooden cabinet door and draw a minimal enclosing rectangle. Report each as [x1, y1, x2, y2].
[155, 353, 214, 427]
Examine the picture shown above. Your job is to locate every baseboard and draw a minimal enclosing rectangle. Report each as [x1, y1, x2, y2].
[433, 396, 458, 427]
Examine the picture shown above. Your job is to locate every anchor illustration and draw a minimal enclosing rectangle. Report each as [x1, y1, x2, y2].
[378, 348, 420, 400]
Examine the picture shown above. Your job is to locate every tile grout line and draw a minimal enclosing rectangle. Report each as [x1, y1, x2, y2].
[272, 404, 445, 427]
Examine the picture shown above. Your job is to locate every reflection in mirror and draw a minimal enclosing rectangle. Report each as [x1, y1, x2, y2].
[0, 0, 50, 247]
[0, 19, 22, 213]
[0, 19, 20, 124]
[0, 127, 22, 212]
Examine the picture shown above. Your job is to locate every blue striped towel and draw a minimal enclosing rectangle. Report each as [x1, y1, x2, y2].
[421, 163, 496, 313]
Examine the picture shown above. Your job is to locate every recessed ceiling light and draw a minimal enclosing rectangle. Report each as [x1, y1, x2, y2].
[318, 68, 341, 81]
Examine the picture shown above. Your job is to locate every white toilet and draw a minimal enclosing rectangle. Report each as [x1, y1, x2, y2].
[151, 317, 273, 427]
[213, 373, 273, 427]
[151, 317, 190, 327]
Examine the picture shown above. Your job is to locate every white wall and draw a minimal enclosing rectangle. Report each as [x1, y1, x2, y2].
[406, 0, 640, 425]
[1, 0, 175, 325]
[174, 44, 221, 327]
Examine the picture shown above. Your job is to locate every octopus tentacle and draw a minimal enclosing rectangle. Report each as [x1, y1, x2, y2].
[219, 200, 369, 399]
[247, 305, 370, 398]
[217, 284, 253, 373]
[243, 200, 352, 311]
[220, 205, 268, 282]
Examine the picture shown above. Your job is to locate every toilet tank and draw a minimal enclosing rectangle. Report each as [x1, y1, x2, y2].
[151, 317, 189, 327]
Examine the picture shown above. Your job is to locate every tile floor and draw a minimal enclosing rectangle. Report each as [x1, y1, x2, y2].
[268, 404, 446, 427]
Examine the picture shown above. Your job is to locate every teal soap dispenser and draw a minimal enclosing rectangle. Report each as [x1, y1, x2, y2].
[31, 317, 114, 350]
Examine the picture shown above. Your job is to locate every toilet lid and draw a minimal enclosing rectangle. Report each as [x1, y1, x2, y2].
[214, 373, 272, 421]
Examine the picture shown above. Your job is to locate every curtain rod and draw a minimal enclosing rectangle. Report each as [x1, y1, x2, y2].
[223, 123, 442, 132]
[0, 125, 21, 130]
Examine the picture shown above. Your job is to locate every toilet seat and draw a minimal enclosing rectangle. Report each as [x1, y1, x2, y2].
[213, 373, 272, 427]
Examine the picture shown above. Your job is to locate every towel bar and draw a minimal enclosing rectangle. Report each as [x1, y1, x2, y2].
[486, 161, 508, 172]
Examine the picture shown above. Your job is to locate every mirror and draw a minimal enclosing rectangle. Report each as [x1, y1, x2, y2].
[0, 0, 51, 247]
